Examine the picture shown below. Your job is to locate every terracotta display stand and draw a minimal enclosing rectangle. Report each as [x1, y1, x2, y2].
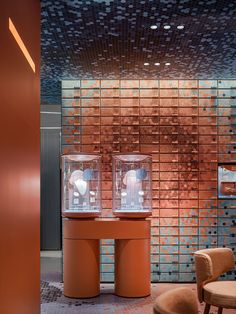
[62, 212, 100, 219]
[115, 238, 150, 297]
[64, 238, 100, 298]
[63, 218, 150, 298]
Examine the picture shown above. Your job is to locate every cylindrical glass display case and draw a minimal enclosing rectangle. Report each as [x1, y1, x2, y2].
[61, 154, 101, 218]
[112, 154, 152, 218]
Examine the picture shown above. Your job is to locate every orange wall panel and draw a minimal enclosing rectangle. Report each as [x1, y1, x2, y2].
[0, 1, 40, 313]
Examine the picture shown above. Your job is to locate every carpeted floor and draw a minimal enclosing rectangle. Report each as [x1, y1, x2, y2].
[40, 252, 236, 314]
[41, 281, 236, 314]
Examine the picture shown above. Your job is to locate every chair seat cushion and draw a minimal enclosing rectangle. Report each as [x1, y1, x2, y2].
[204, 281, 236, 308]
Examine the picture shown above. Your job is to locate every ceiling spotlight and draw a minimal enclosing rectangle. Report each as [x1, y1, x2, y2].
[165, 62, 171, 66]
[150, 25, 157, 30]
[177, 25, 184, 30]
[144, 62, 149, 66]
[164, 25, 171, 30]
[154, 62, 160, 66]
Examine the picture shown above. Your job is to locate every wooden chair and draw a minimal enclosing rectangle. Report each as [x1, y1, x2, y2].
[153, 287, 199, 314]
[194, 247, 236, 314]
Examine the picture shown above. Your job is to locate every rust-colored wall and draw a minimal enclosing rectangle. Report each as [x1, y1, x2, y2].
[0, 1, 40, 313]
[61, 79, 236, 282]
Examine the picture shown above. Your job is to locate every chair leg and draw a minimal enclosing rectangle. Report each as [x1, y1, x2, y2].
[218, 307, 223, 314]
[204, 303, 211, 314]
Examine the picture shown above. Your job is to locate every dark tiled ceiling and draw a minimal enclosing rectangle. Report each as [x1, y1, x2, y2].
[41, 0, 236, 104]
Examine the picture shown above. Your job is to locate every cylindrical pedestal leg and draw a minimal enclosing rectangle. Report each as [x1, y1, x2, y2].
[115, 238, 150, 297]
[64, 238, 100, 298]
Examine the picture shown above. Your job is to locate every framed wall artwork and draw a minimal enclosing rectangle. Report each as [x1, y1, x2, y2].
[218, 163, 236, 199]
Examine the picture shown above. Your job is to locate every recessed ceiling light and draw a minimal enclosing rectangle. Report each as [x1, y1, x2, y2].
[150, 25, 157, 30]
[164, 25, 171, 30]
[144, 62, 149, 66]
[154, 62, 160, 66]
[177, 25, 184, 30]
[165, 62, 171, 66]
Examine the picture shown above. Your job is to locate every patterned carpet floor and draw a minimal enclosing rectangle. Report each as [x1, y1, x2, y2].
[41, 280, 236, 314]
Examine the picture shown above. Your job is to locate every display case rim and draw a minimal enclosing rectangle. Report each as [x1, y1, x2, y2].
[61, 153, 101, 162]
[113, 153, 152, 162]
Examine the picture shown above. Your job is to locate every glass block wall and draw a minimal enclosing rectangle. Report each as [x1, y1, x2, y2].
[61, 79, 236, 282]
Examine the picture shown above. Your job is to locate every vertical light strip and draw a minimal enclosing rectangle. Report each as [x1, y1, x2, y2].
[8, 18, 35, 73]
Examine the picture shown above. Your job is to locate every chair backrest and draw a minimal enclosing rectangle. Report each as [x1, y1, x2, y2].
[194, 247, 235, 302]
[153, 287, 199, 314]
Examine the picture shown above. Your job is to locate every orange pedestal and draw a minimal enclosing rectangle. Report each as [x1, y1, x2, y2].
[64, 238, 100, 298]
[63, 218, 150, 298]
[115, 239, 150, 297]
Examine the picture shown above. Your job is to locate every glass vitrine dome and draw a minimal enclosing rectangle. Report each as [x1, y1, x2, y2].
[112, 154, 152, 218]
[61, 154, 101, 218]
